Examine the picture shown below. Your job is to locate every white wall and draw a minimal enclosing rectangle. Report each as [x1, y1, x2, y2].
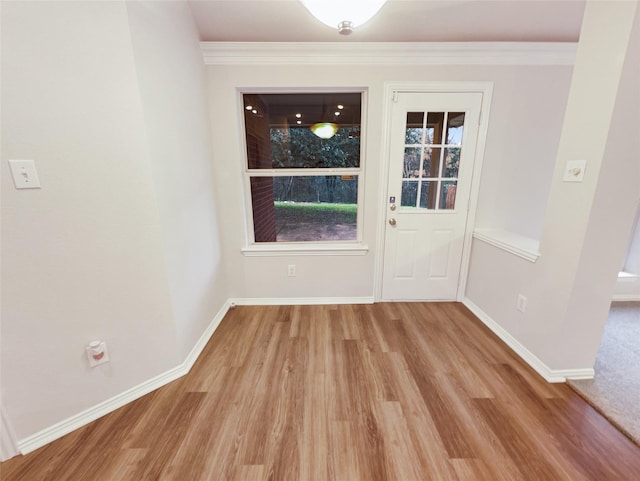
[466, 0, 639, 374]
[4, 0, 630, 459]
[205, 63, 572, 301]
[127, 1, 226, 358]
[1, 0, 224, 451]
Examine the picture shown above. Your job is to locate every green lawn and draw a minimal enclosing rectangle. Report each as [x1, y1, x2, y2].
[274, 201, 357, 225]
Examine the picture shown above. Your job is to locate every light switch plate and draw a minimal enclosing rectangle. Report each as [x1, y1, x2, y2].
[563, 159, 586, 183]
[8, 159, 41, 189]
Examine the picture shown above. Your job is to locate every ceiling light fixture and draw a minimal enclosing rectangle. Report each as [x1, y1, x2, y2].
[299, 0, 388, 35]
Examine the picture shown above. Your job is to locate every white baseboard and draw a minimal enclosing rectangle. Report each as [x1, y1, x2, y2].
[560, 369, 596, 381]
[462, 298, 594, 383]
[613, 274, 640, 301]
[12, 295, 597, 458]
[230, 296, 375, 306]
[1, 405, 19, 462]
[16, 300, 232, 456]
[18, 366, 187, 455]
[612, 294, 640, 302]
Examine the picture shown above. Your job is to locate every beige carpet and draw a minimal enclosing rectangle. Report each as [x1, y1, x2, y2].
[569, 302, 640, 445]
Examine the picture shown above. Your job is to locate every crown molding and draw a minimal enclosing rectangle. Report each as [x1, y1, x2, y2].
[201, 41, 577, 66]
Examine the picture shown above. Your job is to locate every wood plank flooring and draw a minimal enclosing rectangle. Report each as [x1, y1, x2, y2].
[3, 303, 640, 481]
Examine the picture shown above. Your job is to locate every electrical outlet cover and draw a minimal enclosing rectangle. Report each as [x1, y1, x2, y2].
[8, 159, 41, 189]
[563, 159, 586, 182]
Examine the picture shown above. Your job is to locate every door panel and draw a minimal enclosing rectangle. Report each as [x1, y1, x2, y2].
[382, 92, 482, 300]
[429, 229, 453, 279]
[394, 230, 418, 278]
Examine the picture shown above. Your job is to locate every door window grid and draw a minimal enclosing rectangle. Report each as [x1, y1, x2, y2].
[401, 111, 465, 210]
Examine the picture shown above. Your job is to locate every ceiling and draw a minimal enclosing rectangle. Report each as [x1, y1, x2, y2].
[188, 0, 586, 43]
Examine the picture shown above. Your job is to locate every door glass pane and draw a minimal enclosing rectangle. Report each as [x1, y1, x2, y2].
[440, 181, 457, 210]
[422, 147, 441, 178]
[401, 180, 418, 207]
[443, 148, 460, 178]
[446, 112, 465, 145]
[426, 112, 445, 144]
[403, 147, 422, 178]
[400, 111, 464, 211]
[420, 181, 438, 209]
[405, 112, 424, 144]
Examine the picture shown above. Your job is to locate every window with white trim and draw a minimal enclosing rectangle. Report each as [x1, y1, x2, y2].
[242, 92, 363, 244]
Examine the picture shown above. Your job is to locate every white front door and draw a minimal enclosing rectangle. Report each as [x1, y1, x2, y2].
[382, 91, 482, 300]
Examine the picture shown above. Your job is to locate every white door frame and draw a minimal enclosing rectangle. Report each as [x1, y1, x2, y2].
[374, 82, 493, 302]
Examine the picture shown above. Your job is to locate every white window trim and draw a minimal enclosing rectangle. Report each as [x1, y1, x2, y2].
[239, 87, 369, 256]
[241, 243, 369, 257]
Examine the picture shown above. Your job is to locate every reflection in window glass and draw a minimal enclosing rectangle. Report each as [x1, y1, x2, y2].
[403, 147, 422, 178]
[243, 92, 362, 243]
[243, 93, 361, 169]
[440, 181, 457, 210]
[443, 148, 460, 178]
[399, 110, 466, 210]
[419, 181, 437, 209]
[405, 112, 424, 144]
[269, 127, 360, 169]
[426, 112, 445, 144]
[401, 181, 418, 207]
[446, 112, 465, 145]
[423, 147, 441, 178]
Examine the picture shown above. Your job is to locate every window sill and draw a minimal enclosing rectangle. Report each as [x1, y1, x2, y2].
[241, 243, 369, 257]
[473, 228, 541, 263]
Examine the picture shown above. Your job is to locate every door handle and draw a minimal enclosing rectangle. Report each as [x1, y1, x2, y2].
[389, 218, 397, 226]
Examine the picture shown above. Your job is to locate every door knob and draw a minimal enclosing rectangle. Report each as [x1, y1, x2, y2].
[389, 218, 397, 226]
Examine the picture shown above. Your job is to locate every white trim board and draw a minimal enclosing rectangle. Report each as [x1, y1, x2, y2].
[201, 42, 577, 66]
[16, 300, 233, 456]
[230, 297, 375, 306]
[473, 228, 541, 263]
[12, 296, 373, 456]
[462, 297, 594, 383]
[613, 294, 640, 302]
[12, 295, 592, 458]
[1, 405, 19, 462]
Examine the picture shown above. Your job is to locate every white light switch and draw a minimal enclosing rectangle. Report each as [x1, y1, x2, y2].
[8, 159, 41, 189]
[563, 159, 586, 183]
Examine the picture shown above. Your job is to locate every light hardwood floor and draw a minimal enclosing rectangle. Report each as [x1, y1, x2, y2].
[3, 303, 640, 481]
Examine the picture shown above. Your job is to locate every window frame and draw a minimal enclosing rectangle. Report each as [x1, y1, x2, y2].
[238, 87, 369, 256]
